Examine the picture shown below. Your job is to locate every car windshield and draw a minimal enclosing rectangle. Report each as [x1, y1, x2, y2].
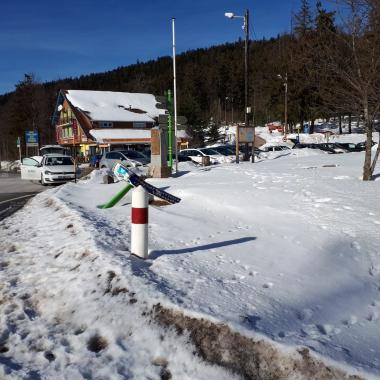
[199, 148, 220, 155]
[211, 146, 231, 156]
[120, 150, 147, 159]
[45, 156, 74, 166]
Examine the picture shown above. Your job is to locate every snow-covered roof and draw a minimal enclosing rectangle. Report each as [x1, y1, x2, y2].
[65, 90, 166, 123]
[89, 128, 189, 143]
[89, 129, 151, 143]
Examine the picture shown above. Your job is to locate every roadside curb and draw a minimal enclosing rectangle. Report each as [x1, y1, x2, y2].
[151, 304, 364, 380]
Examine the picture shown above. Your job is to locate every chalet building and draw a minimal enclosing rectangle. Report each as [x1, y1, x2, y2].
[52, 89, 187, 157]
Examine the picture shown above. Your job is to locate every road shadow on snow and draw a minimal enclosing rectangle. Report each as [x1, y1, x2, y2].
[149, 237, 256, 260]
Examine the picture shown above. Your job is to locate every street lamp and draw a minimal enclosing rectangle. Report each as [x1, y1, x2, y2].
[277, 73, 288, 138]
[224, 96, 229, 124]
[225, 9, 250, 164]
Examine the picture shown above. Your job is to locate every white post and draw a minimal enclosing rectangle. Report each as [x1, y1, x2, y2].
[172, 17, 178, 173]
[131, 186, 149, 259]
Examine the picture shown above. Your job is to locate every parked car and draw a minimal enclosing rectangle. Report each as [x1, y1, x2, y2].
[99, 151, 145, 170]
[318, 143, 345, 154]
[334, 143, 363, 152]
[90, 154, 103, 168]
[207, 145, 244, 161]
[179, 148, 228, 164]
[168, 152, 193, 162]
[117, 150, 150, 165]
[260, 145, 291, 152]
[40, 145, 71, 156]
[20, 154, 77, 185]
[355, 141, 376, 150]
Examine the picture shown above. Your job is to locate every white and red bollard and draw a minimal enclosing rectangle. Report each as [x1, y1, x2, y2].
[131, 186, 149, 259]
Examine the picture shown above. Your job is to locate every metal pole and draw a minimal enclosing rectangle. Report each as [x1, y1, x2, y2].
[245, 9, 253, 163]
[284, 72, 288, 137]
[167, 90, 173, 170]
[172, 18, 178, 173]
[231, 98, 234, 124]
[225, 97, 227, 124]
[245, 9, 249, 130]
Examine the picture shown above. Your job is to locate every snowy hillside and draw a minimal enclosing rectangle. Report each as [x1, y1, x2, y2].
[0, 148, 379, 379]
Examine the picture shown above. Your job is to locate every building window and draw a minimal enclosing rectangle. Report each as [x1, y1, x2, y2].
[100, 121, 113, 128]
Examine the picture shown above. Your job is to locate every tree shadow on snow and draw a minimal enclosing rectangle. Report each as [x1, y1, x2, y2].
[149, 237, 256, 260]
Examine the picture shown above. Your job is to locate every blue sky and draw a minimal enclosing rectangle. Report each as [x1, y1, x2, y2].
[0, 0, 301, 94]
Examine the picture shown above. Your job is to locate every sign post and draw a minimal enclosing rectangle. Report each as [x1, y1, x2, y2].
[25, 131, 39, 157]
[17, 137, 21, 163]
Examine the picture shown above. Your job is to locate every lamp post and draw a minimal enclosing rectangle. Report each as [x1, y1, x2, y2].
[231, 97, 234, 124]
[277, 72, 288, 137]
[224, 96, 229, 124]
[225, 9, 249, 164]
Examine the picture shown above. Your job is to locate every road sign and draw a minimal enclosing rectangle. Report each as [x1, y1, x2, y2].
[238, 127, 255, 143]
[25, 131, 39, 147]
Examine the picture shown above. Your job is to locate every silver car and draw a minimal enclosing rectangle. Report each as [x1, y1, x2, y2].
[99, 151, 145, 170]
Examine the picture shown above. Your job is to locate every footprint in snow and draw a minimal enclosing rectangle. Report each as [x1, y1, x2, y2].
[367, 311, 379, 322]
[373, 220, 380, 225]
[343, 206, 353, 210]
[296, 308, 313, 322]
[262, 282, 273, 289]
[342, 315, 358, 326]
[351, 241, 361, 251]
[316, 324, 335, 335]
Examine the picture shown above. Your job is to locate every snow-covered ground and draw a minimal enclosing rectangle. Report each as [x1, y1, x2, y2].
[1, 146, 380, 379]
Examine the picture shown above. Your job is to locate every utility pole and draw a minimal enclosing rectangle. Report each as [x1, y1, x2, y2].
[172, 17, 178, 173]
[224, 97, 228, 124]
[225, 9, 250, 164]
[284, 72, 288, 137]
[244, 9, 249, 132]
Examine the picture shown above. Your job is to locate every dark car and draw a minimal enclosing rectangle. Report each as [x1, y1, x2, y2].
[335, 143, 363, 152]
[317, 143, 345, 154]
[90, 154, 103, 168]
[167, 152, 192, 162]
[356, 141, 376, 150]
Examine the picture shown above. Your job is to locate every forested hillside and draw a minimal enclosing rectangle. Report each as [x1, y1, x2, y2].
[1, 0, 379, 171]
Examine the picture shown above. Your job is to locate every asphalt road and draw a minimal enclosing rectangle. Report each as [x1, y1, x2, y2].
[0, 172, 44, 221]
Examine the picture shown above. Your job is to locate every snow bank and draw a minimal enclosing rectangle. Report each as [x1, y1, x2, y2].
[1, 149, 379, 378]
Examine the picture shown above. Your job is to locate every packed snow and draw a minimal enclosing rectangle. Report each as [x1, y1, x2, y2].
[0, 144, 379, 379]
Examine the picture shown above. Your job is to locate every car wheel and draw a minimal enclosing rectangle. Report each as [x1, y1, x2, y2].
[41, 174, 48, 186]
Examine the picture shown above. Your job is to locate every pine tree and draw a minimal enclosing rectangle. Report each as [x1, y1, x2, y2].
[293, 0, 313, 37]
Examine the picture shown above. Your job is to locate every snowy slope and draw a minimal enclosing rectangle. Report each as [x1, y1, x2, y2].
[1, 148, 379, 378]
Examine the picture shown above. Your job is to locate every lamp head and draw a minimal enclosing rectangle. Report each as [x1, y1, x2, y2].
[225, 12, 235, 19]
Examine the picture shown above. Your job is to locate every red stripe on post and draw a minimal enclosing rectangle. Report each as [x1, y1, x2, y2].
[132, 207, 148, 224]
